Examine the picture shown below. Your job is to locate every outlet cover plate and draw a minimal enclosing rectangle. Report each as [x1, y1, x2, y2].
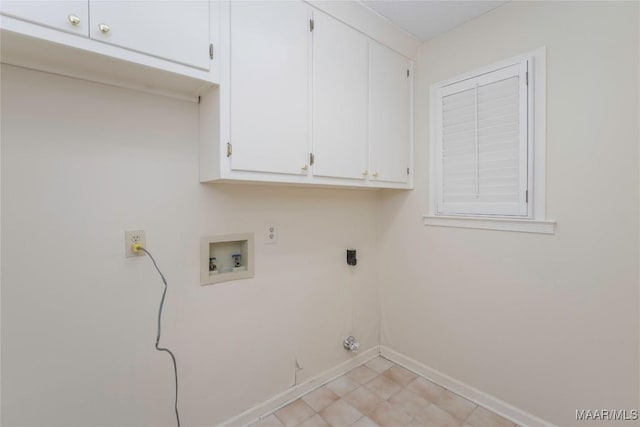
[265, 224, 277, 244]
[125, 230, 146, 257]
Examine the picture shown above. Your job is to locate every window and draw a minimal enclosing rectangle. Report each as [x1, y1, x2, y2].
[436, 61, 528, 216]
[425, 48, 555, 234]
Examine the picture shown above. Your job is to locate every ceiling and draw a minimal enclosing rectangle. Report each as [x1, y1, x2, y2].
[361, 0, 509, 41]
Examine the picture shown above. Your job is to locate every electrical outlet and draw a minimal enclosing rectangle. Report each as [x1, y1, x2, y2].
[125, 230, 146, 257]
[265, 224, 277, 244]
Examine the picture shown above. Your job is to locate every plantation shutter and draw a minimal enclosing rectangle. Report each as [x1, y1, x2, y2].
[436, 61, 529, 216]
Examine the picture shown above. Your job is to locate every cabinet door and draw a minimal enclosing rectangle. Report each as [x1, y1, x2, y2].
[1, 1, 89, 36]
[89, 1, 210, 69]
[229, 1, 310, 175]
[312, 10, 368, 180]
[369, 41, 411, 184]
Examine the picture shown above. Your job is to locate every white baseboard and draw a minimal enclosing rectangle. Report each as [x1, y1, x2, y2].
[218, 344, 555, 427]
[380, 346, 556, 427]
[220, 346, 380, 427]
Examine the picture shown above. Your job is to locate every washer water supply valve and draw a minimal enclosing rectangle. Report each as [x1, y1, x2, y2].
[232, 253, 241, 267]
[343, 336, 359, 352]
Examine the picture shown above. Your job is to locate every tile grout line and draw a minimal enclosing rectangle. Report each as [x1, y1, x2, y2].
[258, 356, 515, 427]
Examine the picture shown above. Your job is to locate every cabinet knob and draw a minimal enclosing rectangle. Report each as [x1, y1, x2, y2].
[98, 23, 110, 33]
[372, 172, 378, 178]
[68, 14, 81, 26]
[362, 170, 368, 176]
[301, 164, 308, 171]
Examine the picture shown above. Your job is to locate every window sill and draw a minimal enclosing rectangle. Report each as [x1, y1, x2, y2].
[423, 215, 556, 234]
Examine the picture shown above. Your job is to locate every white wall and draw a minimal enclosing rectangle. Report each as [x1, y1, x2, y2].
[4, 3, 640, 426]
[379, 2, 639, 426]
[0, 65, 381, 426]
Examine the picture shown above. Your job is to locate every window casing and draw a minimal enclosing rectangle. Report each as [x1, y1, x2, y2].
[426, 48, 554, 234]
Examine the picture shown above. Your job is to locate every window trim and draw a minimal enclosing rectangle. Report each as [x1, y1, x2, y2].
[424, 47, 555, 234]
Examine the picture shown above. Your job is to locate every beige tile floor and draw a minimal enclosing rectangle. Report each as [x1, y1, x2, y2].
[251, 356, 519, 427]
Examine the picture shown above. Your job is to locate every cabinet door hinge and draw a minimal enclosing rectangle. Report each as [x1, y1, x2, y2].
[309, 19, 314, 32]
[226, 142, 232, 157]
[310, 153, 315, 166]
[209, 43, 214, 60]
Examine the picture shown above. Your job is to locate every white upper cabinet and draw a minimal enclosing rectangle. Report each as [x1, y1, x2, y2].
[1, 1, 88, 36]
[229, 1, 310, 175]
[369, 41, 412, 184]
[88, 1, 210, 70]
[200, 0, 415, 189]
[1, 0, 216, 98]
[311, 10, 368, 180]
